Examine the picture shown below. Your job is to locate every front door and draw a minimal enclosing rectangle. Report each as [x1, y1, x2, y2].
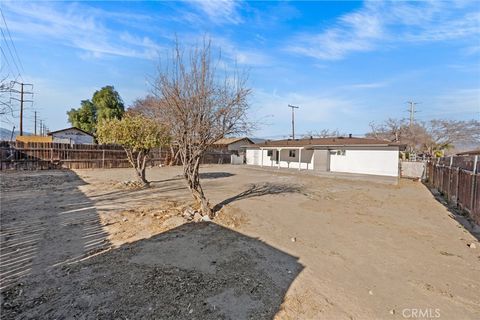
[275, 150, 279, 164]
[313, 150, 329, 171]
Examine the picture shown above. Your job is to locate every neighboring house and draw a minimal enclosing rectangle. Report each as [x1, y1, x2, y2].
[48, 127, 95, 144]
[456, 150, 480, 156]
[211, 137, 254, 165]
[244, 137, 405, 177]
[212, 137, 255, 154]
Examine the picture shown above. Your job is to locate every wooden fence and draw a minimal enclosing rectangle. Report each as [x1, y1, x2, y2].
[426, 155, 479, 225]
[0, 141, 231, 170]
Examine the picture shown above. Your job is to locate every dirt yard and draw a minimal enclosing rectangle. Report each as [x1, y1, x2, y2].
[1, 165, 479, 319]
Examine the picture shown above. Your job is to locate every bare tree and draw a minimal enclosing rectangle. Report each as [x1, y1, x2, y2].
[302, 129, 340, 138]
[425, 119, 480, 154]
[367, 118, 480, 155]
[367, 118, 407, 142]
[153, 39, 251, 217]
[0, 78, 14, 123]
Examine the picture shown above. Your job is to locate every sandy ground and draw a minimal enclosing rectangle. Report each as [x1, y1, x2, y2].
[1, 165, 479, 319]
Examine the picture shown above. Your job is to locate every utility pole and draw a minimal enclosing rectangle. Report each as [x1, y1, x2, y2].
[10, 82, 33, 136]
[406, 101, 419, 127]
[34, 111, 37, 135]
[10, 126, 15, 141]
[39, 120, 43, 136]
[20, 83, 23, 135]
[288, 104, 299, 139]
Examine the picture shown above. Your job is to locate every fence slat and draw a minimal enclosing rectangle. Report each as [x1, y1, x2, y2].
[1, 141, 231, 170]
[426, 155, 479, 225]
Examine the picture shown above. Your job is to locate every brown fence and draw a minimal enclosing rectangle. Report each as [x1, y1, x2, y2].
[0, 141, 231, 170]
[426, 155, 479, 225]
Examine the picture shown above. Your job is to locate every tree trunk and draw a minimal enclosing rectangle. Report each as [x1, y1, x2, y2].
[183, 156, 213, 217]
[124, 148, 150, 186]
[169, 145, 175, 166]
[135, 166, 148, 185]
[136, 151, 150, 186]
[169, 145, 180, 166]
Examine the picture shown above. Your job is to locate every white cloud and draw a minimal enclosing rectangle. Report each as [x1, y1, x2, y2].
[212, 36, 272, 66]
[344, 81, 389, 89]
[2, 2, 162, 60]
[187, 0, 243, 25]
[163, 33, 273, 67]
[287, 1, 480, 60]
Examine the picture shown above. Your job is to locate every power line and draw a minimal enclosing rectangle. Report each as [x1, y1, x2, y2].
[0, 27, 22, 80]
[10, 81, 33, 135]
[0, 46, 14, 76]
[0, 7, 24, 77]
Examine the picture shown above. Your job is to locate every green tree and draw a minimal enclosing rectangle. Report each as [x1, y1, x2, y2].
[93, 85, 125, 123]
[67, 100, 96, 133]
[67, 86, 125, 134]
[97, 114, 170, 185]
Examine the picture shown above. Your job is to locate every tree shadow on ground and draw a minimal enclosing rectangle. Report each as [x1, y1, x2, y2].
[86, 177, 188, 204]
[424, 185, 480, 241]
[199, 172, 235, 179]
[0, 170, 110, 291]
[2, 222, 303, 320]
[213, 182, 304, 212]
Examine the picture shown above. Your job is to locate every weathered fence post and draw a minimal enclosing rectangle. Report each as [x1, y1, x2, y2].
[447, 156, 453, 201]
[471, 156, 478, 212]
[102, 149, 105, 169]
[455, 166, 460, 207]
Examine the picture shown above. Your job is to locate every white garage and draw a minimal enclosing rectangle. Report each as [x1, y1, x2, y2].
[244, 137, 403, 177]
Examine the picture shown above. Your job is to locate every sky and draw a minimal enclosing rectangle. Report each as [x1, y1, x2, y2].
[1, 0, 479, 138]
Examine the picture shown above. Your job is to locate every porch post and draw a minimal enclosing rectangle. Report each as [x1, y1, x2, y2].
[298, 148, 302, 170]
[260, 148, 263, 167]
[278, 148, 281, 169]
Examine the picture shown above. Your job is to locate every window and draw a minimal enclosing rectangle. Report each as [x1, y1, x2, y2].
[289, 150, 296, 157]
[336, 150, 346, 156]
[267, 150, 273, 157]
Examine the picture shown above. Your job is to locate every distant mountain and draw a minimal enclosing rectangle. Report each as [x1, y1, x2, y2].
[0, 127, 32, 140]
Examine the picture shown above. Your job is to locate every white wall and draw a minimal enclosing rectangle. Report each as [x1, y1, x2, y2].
[231, 154, 245, 165]
[329, 147, 399, 177]
[246, 149, 259, 165]
[52, 129, 94, 144]
[245, 149, 314, 170]
[400, 161, 426, 179]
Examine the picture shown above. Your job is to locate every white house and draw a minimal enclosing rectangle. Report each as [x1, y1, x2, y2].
[48, 127, 95, 144]
[244, 137, 404, 177]
[212, 137, 255, 165]
[213, 137, 255, 153]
